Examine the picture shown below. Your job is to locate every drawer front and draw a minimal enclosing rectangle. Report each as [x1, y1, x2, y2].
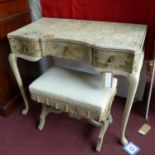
[93, 49, 134, 73]
[0, 11, 31, 38]
[9, 38, 41, 57]
[41, 41, 92, 63]
[0, 0, 29, 18]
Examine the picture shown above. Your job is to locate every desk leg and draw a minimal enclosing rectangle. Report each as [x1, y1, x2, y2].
[121, 53, 144, 145]
[9, 53, 29, 115]
[120, 72, 139, 145]
[9, 53, 41, 115]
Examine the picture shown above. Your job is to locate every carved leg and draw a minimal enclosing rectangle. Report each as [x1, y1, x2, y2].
[38, 104, 51, 130]
[9, 53, 41, 115]
[121, 72, 140, 145]
[120, 54, 144, 145]
[9, 53, 29, 115]
[96, 115, 111, 152]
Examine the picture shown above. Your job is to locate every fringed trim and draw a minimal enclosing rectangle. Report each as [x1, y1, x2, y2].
[31, 92, 115, 122]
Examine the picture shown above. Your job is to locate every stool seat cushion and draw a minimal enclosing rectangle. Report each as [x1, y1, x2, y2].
[29, 67, 117, 122]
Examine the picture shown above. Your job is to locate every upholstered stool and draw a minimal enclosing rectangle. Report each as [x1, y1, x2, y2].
[29, 67, 117, 152]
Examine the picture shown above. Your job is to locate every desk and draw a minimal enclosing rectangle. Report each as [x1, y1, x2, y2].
[7, 17, 147, 145]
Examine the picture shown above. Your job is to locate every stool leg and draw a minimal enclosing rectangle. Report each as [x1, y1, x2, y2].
[96, 115, 111, 152]
[38, 105, 50, 130]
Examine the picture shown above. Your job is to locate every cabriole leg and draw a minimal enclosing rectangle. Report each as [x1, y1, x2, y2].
[121, 72, 139, 145]
[9, 53, 29, 115]
[38, 105, 50, 130]
[120, 53, 143, 146]
[9, 53, 41, 115]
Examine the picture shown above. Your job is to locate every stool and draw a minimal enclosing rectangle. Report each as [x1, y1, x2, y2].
[29, 67, 117, 152]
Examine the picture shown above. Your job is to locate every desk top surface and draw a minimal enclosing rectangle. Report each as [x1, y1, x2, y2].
[8, 17, 147, 53]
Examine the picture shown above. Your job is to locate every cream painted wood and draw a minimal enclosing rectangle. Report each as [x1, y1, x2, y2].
[96, 53, 144, 145]
[121, 52, 144, 145]
[39, 104, 112, 152]
[8, 17, 147, 146]
[93, 48, 135, 73]
[38, 104, 62, 130]
[36, 98, 114, 152]
[40, 39, 92, 64]
[29, 68, 118, 123]
[8, 38, 42, 57]
[8, 18, 147, 53]
[9, 53, 41, 114]
[29, 67, 117, 152]
[96, 116, 110, 152]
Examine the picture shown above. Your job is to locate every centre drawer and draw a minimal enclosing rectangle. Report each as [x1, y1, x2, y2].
[41, 40, 92, 64]
[93, 48, 135, 73]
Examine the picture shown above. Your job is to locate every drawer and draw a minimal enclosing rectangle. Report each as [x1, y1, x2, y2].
[41, 40, 92, 64]
[93, 49, 134, 73]
[9, 38, 41, 57]
[0, 11, 31, 38]
[0, 0, 29, 18]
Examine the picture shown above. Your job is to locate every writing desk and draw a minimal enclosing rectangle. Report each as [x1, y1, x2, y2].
[7, 17, 147, 145]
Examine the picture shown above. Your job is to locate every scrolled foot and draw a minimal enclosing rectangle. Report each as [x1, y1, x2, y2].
[22, 108, 28, 115]
[96, 138, 102, 152]
[121, 137, 128, 146]
[38, 117, 45, 130]
[38, 124, 44, 131]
